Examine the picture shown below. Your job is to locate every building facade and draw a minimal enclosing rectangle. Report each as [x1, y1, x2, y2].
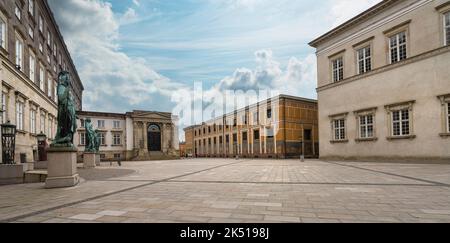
[0, 0, 84, 163]
[186, 95, 319, 159]
[309, 0, 450, 161]
[75, 111, 180, 161]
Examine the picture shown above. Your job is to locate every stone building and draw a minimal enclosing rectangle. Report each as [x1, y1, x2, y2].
[75, 111, 180, 161]
[0, 0, 84, 163]
[309, 0, 450, 161]
[186, 95, 319, 159]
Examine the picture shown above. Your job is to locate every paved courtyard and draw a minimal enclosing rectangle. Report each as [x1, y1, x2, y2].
[1, 158, 450, 223]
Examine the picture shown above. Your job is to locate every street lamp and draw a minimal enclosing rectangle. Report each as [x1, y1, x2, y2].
[37, 131, 48, 162]
[1, 121, 17, 164]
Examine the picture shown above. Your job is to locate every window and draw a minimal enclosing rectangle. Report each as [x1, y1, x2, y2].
[113, 133, 122, 145]
[38, 16, 43, 33]
[242, 114, 248, 125]
[15, 38, 24, 70]
[16, 101, 24, 131]
[39, 66, 45, 91]
[333, 119, 346, 141]
[357, 46, 371, 74]
[392, 109, 410, 136]
[30, 109, 36, 134]
[80, 119, 85, 128]
[47, 78, 52, 97]
[100, 154, 106, 159]
[359, 114, 374, 138]
[29, 52, 36, 82]
[0, 18, 5, 49]
[80, 132, 86, 146]
[332, 57, 344, 82]
[1, 93, 7, 124]
[445, 12, 450, 46]
[98, 120, 105, 128]
[47, 31, 51, 46]
[114, 153, 121, 159]
[47, 52, 50, 64]
[15, 5, 21, 20]
[48, 117, 53, 138]
[266, 128, 274, 138]
[28, 26, 34, 39]
[99, 133, 106, 145]
[53, 43, 57, 56]
[253, 112, 259, 125]
[219, 136, 223, 144]
[389, 32, 407, 64]
[28, 0, 34, 15]
[40, 114, 45, 134]
[54, 81, 57, 102]
[267, 108, 272, 119]
[304, 129, 312, 141]
[242, 132, 248, 141]
[254, 130, 260, 140]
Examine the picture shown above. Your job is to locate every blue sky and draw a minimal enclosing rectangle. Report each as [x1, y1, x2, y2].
[48, 0, 381, 138]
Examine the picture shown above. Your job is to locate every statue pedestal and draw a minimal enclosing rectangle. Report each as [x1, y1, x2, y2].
[95, 154, 101, 166]
[45, 147, 79, 189]
[83, 152, 97, 169]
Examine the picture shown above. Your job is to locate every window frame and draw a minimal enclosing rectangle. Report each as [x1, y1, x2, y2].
[79, 132, 86, 146]
[356, 45, 372, 74]
[113, 133, 122, 146]
[97, 120, 105, 128]
[16, 100, 24, 131]
[329, 113, 348, 143]
[30, 108, 36, 134]
[388, 31, 408, 64]
[29, 50, 36, 82]
[15, 4, 22, 20]
[40, 113, 46, 135]
[1, 92, 7, 124]
[385, 101, 416, 140]
[0, 15, 6, 50]
[331, 56, 344, 83]
[354, 108, 377, 142]
[444, 11, 450, 46]
[438, 94, 450, 136]
[15, 36, 24, 70]
[28, 0, 34, 16]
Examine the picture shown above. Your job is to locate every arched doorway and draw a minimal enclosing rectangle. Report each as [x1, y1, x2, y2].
[148, 124, 161, 152]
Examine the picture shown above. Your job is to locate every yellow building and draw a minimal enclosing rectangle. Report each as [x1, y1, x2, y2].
[186, 95, 319, 159]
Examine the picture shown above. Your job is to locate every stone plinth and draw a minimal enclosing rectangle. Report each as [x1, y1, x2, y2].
[45, 147, 79, 189]
[95, 154, 101, 166]
[0, 164, 25, 185]
[83, 152, 97, 169]
[35, 161, 48, 169]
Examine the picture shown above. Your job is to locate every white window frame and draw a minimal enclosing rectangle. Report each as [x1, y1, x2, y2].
[113, 133, 122, 146]
[0, 17, 6, 49]
[28, 0, 34, 15]
[1, 92, 7, 124]
[113, 121, 121, 129]
[357, 46, 371, 74]
[331, 57, 344, 82]
[98, 120, 105, 128]
[15, 5, 21, 20]
[54, 81, 57, 103]
[391, 109, 410, 137]
[47, 77, 52, 97]
[385, 101, 415, 139]
[16, 101, 24, 131]
[40, 113, 45, 135]
[359, 114, 375, 139]
[445, 12, 450, 46]
[29, 50, 36, 82]
[80, 132, 86, 146]
[389, 31, 407, 64]
[38, 16, 43, 33]
[28, 25, 34, 39]
[332, 119, 346, 141]
[99, 133, 106, 146]
[39, 65, 45, 91]
[15, 37, 24, 70]
[30, 108, 36, 134]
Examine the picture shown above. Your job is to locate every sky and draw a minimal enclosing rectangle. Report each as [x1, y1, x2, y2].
[47, 0, 382, 140]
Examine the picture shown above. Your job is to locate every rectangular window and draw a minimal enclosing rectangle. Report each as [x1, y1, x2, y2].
[267, 108, 272, 119]
[114, 153, 121, 159]
[30, 109, 36, 134]
[53, 43, 57, 57]
[98, 120, 105, 128]
[39, 43, 43, 53]
[15, 5, 21, 20]
[389, 32, 407, 64]
[40, 114, 45, 135]
[39, 66, 45, 91]
[359, 114, 374, 138]
[0, 18, 5, 49]
[48, 117, 53, 138]
[99, 133, 106, 145]
[333, 119, 346, 140]
[29, 52, 36, 82]
[54, 81, 57, 102]
[28, 0, 34, 15]
[47, 78, 52, 97]
[15, 38, 24, 70]
[266, 128, 274, 138]
[332, 57, 344, 82]
[16, 101, 24, 131]
[100, 154, 106, 159]
[39, 16, 43, 33]
[1, 93, 7, 124]
[47, 31, 51, 46]
[392, 109, 410, 136]
[445, 12, 450, 46]
[357, 46, 371, 74]
[28, 26, 34, 39]
[253, 112, 259, 125]
[219, 136, 223, 144]
[254, 130, 260, 140]
[242, 132, 248, 141]
[80, 132, 86, 146]
[113, 133, 122, 145]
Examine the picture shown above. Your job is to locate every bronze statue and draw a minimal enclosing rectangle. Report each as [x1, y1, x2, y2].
[84, 118, 97, 152]
[51, 71, 77, 148]
[94, 129, 101, 152]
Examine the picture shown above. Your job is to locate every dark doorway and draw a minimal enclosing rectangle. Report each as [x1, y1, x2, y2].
[148, 124, 161, 151]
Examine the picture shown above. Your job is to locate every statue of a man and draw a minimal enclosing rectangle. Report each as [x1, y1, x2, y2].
[94, 129, 101, 153]
[52, 71, 77, 148]
[85, 118, 97, 152]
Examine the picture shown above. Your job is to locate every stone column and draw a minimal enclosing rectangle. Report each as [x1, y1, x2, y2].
[143, 122, 148, 153]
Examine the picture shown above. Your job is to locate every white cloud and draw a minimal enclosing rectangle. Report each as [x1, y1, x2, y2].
[120, 8, 139, 25]
[48, 0, 184, 112]
[132, 0, 140, 7]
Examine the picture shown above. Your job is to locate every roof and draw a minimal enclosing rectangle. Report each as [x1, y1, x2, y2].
[309, 0, 400, 48]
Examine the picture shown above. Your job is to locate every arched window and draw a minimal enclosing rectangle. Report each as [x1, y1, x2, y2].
[148, 124, 160, 132]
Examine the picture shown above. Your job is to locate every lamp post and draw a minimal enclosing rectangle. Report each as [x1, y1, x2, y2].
[37, 131, 48, 162]
[1, 121, 17, 164]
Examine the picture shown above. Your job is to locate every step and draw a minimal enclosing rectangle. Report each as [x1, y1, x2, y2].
[24, 170, 48, 184]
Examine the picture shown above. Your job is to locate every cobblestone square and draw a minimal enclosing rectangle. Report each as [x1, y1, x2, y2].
[1, 159, 450, 223]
